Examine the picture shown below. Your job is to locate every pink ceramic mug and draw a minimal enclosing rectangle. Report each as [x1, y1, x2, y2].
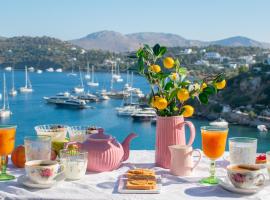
[169, 145, 201, 176]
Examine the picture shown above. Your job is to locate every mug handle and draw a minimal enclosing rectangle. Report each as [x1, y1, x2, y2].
[183, 121, 196, 145]
[191, 149, 202, 170]
[255, 173, 265, 186]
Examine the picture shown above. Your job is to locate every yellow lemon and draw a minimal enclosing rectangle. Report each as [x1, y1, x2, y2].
[163, 57, 175, 69]
[182, 105, 194, 118]
[215, 80, 226, 90]
[155, 97, 168, 110]
[201, 83, 207, 90]
[170, 72, 178, 81]
[149, 64, 161, 73]
[151, 96, 160, 108]
[177, 88, 190, 102]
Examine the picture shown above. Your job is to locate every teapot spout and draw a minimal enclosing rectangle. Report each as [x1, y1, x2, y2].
[122, 133, 137, 161]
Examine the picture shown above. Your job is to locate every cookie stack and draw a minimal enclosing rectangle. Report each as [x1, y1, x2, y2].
[125, 168, 157, 190]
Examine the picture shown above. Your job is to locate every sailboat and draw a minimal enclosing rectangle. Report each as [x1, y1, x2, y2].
[73, 67, 84, 93]
[0, 73, 12, 118]
[87, 66, 99, 87]
[85, 61, 91, 80]
[67, 63, 77, 76]
[115, 65, 123, 82]
[9, 68, 17, 96]
[19, 66, 33, 93]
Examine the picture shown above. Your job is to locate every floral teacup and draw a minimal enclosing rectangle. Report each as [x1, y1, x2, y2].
[227, 164, 266, 189]
[25, 160, 64, 184]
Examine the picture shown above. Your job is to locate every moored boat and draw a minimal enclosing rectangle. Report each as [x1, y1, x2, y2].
[0, 73, 12, 118]
[209, 118, 229, 128]
[19, 66, 33, 93]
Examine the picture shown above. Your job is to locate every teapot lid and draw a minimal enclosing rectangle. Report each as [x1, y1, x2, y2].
[88, 128, 112, 141]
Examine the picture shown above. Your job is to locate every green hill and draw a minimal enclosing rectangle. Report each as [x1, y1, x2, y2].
[0, 36, 133, 71]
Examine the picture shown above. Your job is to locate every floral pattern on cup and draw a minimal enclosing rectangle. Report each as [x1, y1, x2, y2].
[40, 168, 53, 177]
[227, 165, 266, 189]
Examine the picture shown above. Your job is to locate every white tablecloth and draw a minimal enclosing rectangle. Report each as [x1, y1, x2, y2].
[0, 150, 270, 200]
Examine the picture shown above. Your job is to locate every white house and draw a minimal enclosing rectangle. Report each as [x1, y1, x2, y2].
[184, 48, 193, 54]
[239, 55, 256, 64]
[194, 60, 210, 66]
[228, 63, 238, 69]
[205, 52, 221, 59]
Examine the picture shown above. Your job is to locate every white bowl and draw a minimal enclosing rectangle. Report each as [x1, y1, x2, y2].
[35, 124, 68, 142]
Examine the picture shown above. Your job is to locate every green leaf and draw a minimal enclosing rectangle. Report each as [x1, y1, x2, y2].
[158, 47, 167, 57]
[199, 93, 208, 104]
[203, 85, 216, 95]
[164, 81, 174, 91]
[136, 49, 144, 58]
[153, 44, 161, 56]
[138, 56, 145, 75]
[177, 67, 187, 76]
[168, 89, 178, 102]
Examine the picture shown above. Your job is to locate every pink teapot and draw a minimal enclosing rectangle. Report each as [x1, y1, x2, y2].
[65, 128, 137, 172]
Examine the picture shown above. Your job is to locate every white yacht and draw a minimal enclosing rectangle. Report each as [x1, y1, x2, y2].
[9, 68, 17, 96]
[257, 125, 268, 132]
[87, 65, 99, 87]
[4, 67, 12, 71]
[44, 95, 89, 109]
[131, 108, 157, 121]
[28, 67, 35, 72]
[56, 68, 63, 72]
[46, 68, 54, 72]
[73, 67, 85, 93]
[0, 73, 12, 118]
[116, 105, 141, 116]
[77, 92, 98, 102]
[36, 69, 43, 74]
[209, 118, 229, 128]
[85, 61, 91, 80]
[19, 66, 33, 93]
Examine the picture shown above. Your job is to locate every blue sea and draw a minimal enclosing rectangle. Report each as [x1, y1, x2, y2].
[0, 70, 269, 153]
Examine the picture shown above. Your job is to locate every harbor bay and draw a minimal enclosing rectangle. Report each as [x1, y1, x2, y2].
[0, 70, 268, 152]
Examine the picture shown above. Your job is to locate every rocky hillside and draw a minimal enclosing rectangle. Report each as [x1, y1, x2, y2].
[220, 63, 270, 107]
[70, 31, 270, 52]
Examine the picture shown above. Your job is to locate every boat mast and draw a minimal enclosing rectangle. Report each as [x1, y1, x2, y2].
[25, 66, 28, 88]
[131, 72, 134, 88]
[87, 61, 90, 77]
[11, 67, 15, 90]
[126, 70, 129, 86]
[110, 63, 114, 91]
[91, 65, 94, 83]
[79, 67, 84, 88]
[3, 73, 6, 110]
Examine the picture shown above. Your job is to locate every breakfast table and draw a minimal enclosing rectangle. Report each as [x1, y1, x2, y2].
[0, 150, 270, 200]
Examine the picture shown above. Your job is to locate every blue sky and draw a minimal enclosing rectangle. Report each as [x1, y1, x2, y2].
[0, 0, 269, 42]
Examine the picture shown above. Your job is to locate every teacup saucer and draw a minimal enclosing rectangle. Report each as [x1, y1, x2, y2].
[219, 177, 264, 195]
[17, 174, 64, 189]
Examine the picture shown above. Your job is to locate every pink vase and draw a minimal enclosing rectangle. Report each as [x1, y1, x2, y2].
[155, 116, 196, 168]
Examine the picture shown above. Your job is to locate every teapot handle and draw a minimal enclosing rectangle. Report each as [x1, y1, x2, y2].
[183, 121, 196, 145]
[64, 141, 82, 150]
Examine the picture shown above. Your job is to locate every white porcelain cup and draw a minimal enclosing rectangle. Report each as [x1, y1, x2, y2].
[227, 164, 266, 189]
[169, 145, 201, 176]
[25, 160, 64, 184]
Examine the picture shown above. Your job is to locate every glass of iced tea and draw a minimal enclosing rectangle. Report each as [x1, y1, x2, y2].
[0, 125, 17, 181]
[200, 126, 228, 185]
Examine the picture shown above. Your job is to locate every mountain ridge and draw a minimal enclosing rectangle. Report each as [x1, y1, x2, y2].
[70, 31, 270, 52]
